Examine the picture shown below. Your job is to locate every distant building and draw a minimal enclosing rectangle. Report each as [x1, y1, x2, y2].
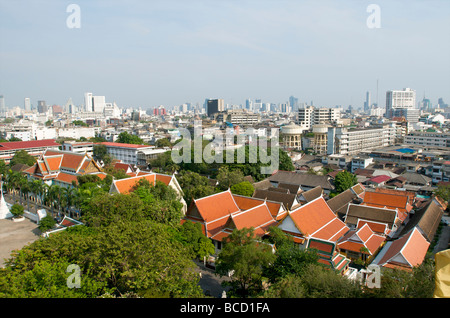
[297, 106, 341, 129]
[207, 99, 225, 117]
[386, 88, 416, 118]
[404, 131, 450, 149]
[24, 98, 31, 111]
[327, 124, 396, 155]
[215, 109, 259, 125]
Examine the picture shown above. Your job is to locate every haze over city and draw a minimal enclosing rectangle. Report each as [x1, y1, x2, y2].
[1, 0, 449, 109]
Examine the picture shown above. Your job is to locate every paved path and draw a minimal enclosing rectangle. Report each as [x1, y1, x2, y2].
[0, 218, 41, 267]
[194, 261, 232, 298]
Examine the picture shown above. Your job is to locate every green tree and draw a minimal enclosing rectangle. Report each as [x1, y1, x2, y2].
[230, 181, 254, 197]
[155, 138, 172, 148]
[334, 170, 357, 193]
[177, 170, 215, 206]
[10, 204, 24, 217]
[216, 166, 244, 190]
[117, 131, 144, 145]
[38, 215, 56, 232]
[178, 220, 215, 260]
[93, 144, 112, 166]
[215, 227, 276, 298]
[9, 150, 37, 167]
[367, 258, 435, 298]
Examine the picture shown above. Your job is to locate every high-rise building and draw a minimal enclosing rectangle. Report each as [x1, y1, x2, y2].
[385, 88, 416, 118]
[0, 95, 6, 117]
[364, 91, 371, 113]
[24, 98, 31, 111]
[37, 100, 48, 114]
[84, 92, 93, 112]
[207, 99, 224, 116]
[92, 95, 106, 113]
[289, 96, 299, 111]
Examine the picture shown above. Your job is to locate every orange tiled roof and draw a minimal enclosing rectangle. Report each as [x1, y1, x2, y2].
[375, 227, 429, 269]
[112, 173, 157, 194]
[55, 172, 79, 185]
[193, 190, 240, 224]
[288, 197, 349, 242]
[232, 194, 287, 221]
[338, 223, 386, 255]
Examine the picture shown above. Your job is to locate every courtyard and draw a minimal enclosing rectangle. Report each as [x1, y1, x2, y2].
[0, 218, 41, 267]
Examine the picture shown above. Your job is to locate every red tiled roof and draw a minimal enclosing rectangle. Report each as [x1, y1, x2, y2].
[368, 175, 391, 184]
[0, 139, 60, 151]
[99, 142, 151, 149]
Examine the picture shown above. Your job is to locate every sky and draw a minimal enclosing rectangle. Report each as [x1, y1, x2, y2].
[0, 0, 449, 110]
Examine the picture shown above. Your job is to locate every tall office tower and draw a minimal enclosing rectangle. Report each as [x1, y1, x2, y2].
[364, 91, 371, 113]
[37, 100, 48, 113]
[24, 98, 31, 111]
[0, 95, 5, 117]
[207, 99, 224, 116]
[84, 92, 93, 112]
[253, 99, 262, 112]
[385, 88, 416, 118]
[92, 95, 106, 113]
[289, 96, 299, 112]
[245, 99, 252, 110]
[0, 95, 6, 117]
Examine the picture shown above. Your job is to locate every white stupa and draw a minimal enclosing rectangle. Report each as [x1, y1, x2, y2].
[0, 182, 13, 219]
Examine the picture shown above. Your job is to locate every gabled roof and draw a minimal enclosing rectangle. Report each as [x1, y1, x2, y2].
[269, 171, 334, 190]
[298, 186, 323, 203]
[210, 202, 277, 241]
[111, 173, 157, 194]
[338, 223, 386, 255]
[283, 197, 349, 242]
[344, 203, 398, 231]
[193, 190, 240, 220]
[372, 227, 430, 270]
[253, 189, 298, 211]
[232, 194, 287, 221]
[361, 191, 412, 222]
[398, 198, 444, 242]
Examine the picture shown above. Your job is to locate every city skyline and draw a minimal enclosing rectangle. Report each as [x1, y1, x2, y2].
[1, 1, 449, 109]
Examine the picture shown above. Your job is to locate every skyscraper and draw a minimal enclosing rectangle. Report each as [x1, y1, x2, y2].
[37, 100, 48, 113]
[207, 99, 224, 116]
[84, 92, 93, 112]
[0, 95, 6, 117]
[364, 91, 371, 113]
[289, 96, 299, 111]
[24, 98, 31, 111]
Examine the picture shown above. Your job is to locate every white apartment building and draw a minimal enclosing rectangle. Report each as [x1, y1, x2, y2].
[61, 141, 94, 156]
[404, 132, 450, 149]
[297, 106, 341, 129]
[99, 142, 155, 165]
[386, 88, 416, 118]
[327, 124, 396, 155]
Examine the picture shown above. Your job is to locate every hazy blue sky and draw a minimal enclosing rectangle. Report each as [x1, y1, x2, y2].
[0, 0, 449, 110]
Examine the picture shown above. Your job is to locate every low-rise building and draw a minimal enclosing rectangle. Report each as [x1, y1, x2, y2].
[0, 139, 61, 163]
